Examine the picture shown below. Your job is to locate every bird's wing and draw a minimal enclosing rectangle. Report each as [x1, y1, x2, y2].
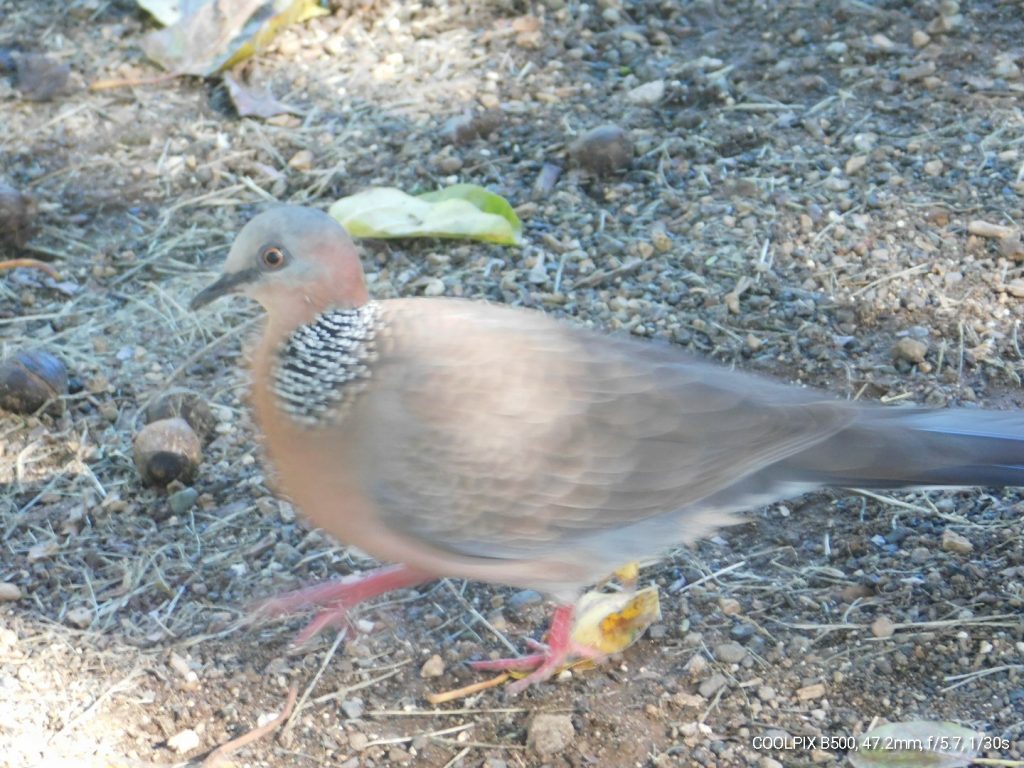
[344, 298, 855, 561]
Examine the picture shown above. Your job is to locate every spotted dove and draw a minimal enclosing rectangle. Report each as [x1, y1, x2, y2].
[192, 205, 1024, 690]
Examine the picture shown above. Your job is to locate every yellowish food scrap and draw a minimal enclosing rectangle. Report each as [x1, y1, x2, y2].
[570, 586, 661, 655]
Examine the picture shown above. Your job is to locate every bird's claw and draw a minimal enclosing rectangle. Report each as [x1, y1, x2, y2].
[249, 564, 432, 646]
[468, 605, 606, 693]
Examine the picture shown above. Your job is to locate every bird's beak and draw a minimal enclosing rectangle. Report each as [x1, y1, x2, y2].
[190, 268, 257, 310]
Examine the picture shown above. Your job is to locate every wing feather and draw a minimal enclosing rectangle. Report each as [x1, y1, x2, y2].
[342, 298, 854, 561]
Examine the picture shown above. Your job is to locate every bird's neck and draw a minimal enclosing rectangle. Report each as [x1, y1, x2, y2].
[255, 280, 369, 338]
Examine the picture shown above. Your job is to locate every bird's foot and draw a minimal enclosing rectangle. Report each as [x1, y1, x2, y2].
[469, 605, 605, 694]
[255, 563, 433, 646]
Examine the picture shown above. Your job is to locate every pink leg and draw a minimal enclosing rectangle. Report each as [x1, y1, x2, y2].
[469, 604, 606, 694]
[255, 563, 434, 645]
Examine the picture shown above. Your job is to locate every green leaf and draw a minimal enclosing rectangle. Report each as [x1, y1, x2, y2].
[328, 185, 523, 246]
[848, 721, 983, 768]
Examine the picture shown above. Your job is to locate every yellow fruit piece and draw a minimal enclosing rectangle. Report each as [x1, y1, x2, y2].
[570, 586, 661, 655]
[613, 561, 640, 586]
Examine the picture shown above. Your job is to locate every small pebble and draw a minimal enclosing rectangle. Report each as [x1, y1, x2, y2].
[167, 728, 201, 754]
[698, 673, 728, 698]
[673, 691, 704, 709]
[528, 256, 548, 284]
[435, 155, 463, 174]
[65, 606, 93, 629]
[532, 162, 562, 198]
[900, 61, 936, 82]
[527, 713, 575, 757]
[923, 159, 944, 176]
[911, 29, 931, 48]
[730, 623, 755, 642]
[420, 654, 445, 679]
[98, 400, 118, 422]
[169, 652, 199, 684]
[796, 682, 826, 700]
[687, 653, 708, 679]
[893, 337, 928, 364]
[993, 53, 1021, 80]
[845, 154, 867, 175]
[871, 616, 896, 639]
[443, 113, 477, 144]
[0, 582, 22, 601]
[168, 487, 199, 516]
[650, 227, 673, 253]
[1004, 280, 1024, 298]
[714, 642, 748, 663]
[910, 546, 931, 564]
[825, 41, 848, 58]
[508, 589, 543, 612]
[968, 220, 1016, 239]
[871, 33, 896, 51]
[625, 79, 665, 105]
[288, 149, 314, 172]
[349, 732, 369, 751]
[941, 529, 973, 555]
[341, 698, 364, 719]
[839, 584, 873, 602]
[443, 109, 504, 145]
[719, 597, 741, 615]
[997, 233, 1024, 260]
[422, 278, 445, 297]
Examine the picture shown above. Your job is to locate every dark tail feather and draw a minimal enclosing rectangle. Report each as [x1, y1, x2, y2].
[782, 409, 1024, 489]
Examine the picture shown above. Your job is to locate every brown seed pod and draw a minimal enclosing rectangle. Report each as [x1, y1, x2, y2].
[0, 181, 39, 248]
[0, 349, 68, 414]
[569, 124, 634, 176]
[144, 390, 217, 442]
[133, 417, 202, 487]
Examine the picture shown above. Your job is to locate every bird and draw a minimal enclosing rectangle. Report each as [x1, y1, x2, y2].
[191, 205, 1024, 692]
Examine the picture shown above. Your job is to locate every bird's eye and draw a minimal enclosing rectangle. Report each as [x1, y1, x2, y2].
[260, 246, 286, 270]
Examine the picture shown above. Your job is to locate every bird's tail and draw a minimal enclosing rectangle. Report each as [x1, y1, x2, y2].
[781, 408, 1024, 489]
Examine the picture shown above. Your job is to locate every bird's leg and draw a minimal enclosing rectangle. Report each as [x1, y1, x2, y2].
[255, 563, 434, 645]
[469, 604, 606, 694]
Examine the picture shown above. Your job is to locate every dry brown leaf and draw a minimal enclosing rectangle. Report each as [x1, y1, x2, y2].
[223, 71, 300, 118]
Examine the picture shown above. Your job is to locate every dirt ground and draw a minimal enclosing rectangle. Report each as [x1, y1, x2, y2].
[1, 0, 1023, 766]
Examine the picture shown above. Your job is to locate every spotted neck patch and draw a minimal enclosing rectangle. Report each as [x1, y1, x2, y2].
[271, 302, 382, 426]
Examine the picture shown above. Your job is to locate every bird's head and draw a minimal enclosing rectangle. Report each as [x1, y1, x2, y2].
[190, 206, 369, 319]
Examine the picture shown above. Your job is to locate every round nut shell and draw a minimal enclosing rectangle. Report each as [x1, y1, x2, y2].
[144, 390, 217, 442]
[569, 124, 634, 176]
[0, 349, 68, 414]
[133, 417, 202, 487]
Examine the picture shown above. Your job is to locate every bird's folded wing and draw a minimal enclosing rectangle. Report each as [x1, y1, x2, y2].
[344, 298, 856, 561]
